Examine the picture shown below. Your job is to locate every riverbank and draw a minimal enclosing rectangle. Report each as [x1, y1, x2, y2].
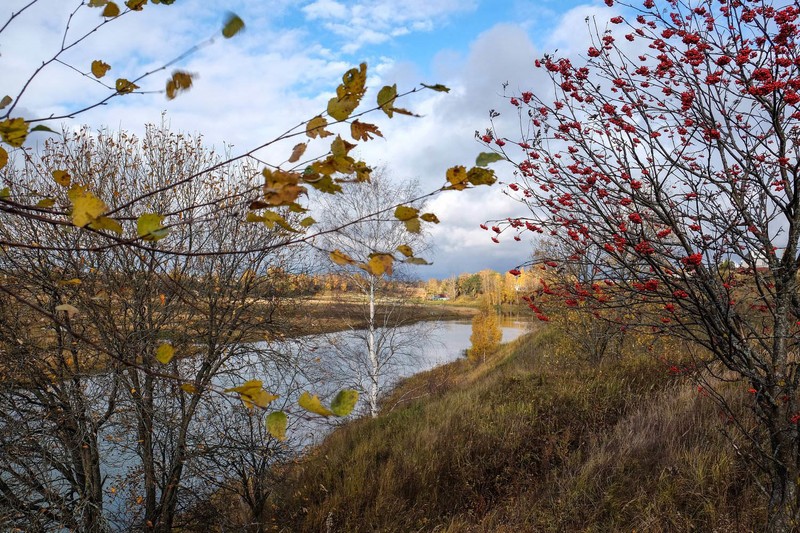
[222, 326, 763, 532]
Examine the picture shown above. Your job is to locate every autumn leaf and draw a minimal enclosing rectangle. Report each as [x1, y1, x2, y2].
[225, 380, 278, 409]
[116, 78, 139, 94]
[351, 120, 383, 141]
[0, 96, 12, 110]
[0, 147, 7, 170]
[299, 216, 315, 227]
[68, 185, 108, 227]
[397, 244, 414, 257]
[298, 392, 333, 417]
[0, 188, 9, 199]
[155, 343, 174, 364]
[327, 63, 367, 121]
[420, 213, 440, 223]
[0, 118, 28, 148]
[262, 168, 306, 206]
[180, 383, 197, 394]
[102, 2, 120, 17]
[55, 304, 79, 318]
[125, 0, 147, 10]
[404, 217, 421, 233]
[365, 253, 394, 277]
[405, 257, 430, 265]
[467, 166, 497, 186]
[330, 249, 356, 266]
[53, 170, 71, 187]
[88, 0, 107, 6]
[306, 116, 333, 139]
[89, 216, 123, 235]
[266, 411, 287, 441]
[377, 84, 397, 118]
[91, 60, 111, 79]
[137, 213, 169, 241]
[288, 142, 307, 163]
[36, 198, 56, 208]
[165, 70, 193, 100]
[222, 12, 245, 38]
[57, 278, 82, 286]
[445, 165, 469, 190]
[394, 205, 419, 221]
[330, 389, 358, 416]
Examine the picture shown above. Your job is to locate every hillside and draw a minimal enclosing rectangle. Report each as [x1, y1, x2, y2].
[244, 327, 764, 532]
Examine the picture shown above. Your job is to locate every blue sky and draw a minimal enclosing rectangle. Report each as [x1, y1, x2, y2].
[3, 0, 618, 279]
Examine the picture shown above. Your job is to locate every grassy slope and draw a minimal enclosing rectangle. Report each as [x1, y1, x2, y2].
[264, 327, 764, 532]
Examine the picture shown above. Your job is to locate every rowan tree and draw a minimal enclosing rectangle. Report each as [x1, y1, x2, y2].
[483, 0, 800, 528]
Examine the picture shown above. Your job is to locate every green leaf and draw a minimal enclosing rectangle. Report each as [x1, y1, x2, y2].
[298, 392, 333, 417]
[476, 152, 504, 167]
[137, 213, 169, 241]
[30, 125, 57, 134]
[421, 83, 450, 93]
[330, 389, 358, 416]
[222, 12, 245, 38]
[156, 343, 174, 364]
[266, 411, 288, 441]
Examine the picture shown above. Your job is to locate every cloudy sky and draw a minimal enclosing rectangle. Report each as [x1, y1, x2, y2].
[3, 0, 617, 279]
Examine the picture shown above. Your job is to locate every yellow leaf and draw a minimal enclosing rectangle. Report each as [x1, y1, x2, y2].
[68, 185, 108, 227]
[0, 118, 28, 148]
[262, 169, 306, 206]
[37, 198, 56, 208]
[377, 84, 398, 118]
[89, 216, 122, 235]
[306, 116, 332, 139]
[394, 205, 419, 221]
[0, 146, 7, 170]
[88, 0, 107, 6]
[403, 218, 421, 234]
[137, 213, 169, 241]
[298, 392, 333, 417]
[91, 60, 111, 79]
[330, 249, 355, 266]
[420, 213, 440, 223]
[125, 0, 147, 10]
[0, 96, 12, 110]
[58, 278, 82, 286]
[397, 244, 413, 257]
[102, 2, 120, 17]
[299, 216, 315, 227]
[365, 253, 394, 277]
[466, 166, 497, 186]
[266, 411, 288, 441]
[330, 389, 358, 416]
[222, 12, 245, 38]
[288, 142, 307, 163]
[115, 78, 139, 94]
[55, 304, 79, 318]
[180, 383, 197, 394]
[165, 70, 193, 100]
[327, 63, 367, 121]
[0, 188, 9, 199]
[225, 380, 278, 409]
[53, 170, 71, 187]
[445, 165, 469, 190]
[155, 343, 174, 364]
[350, 120, 383, 141]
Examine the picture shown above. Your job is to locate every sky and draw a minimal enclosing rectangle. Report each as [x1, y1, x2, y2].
[2, 0, 619, 279]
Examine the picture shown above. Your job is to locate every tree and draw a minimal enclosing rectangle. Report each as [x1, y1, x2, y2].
[315, 172, 433, 417]
[468, 299, 501, 364]
[484, 0, 800, 528]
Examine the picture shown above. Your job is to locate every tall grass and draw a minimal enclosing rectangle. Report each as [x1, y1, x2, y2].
[260, 327, 763, 532]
